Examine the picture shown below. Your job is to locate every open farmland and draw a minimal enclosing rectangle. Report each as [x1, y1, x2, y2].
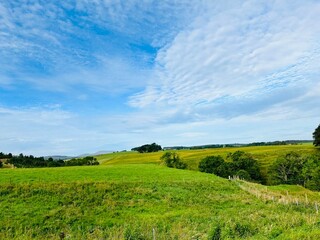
[1, 144, 320, 239]
[97, 144, 317, 176]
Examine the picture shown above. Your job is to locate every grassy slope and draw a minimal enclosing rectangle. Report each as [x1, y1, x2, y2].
[97, 144, 317, 176]
[1, 144, 319, 239]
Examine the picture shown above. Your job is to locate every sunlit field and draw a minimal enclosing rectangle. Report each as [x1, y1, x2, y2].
[1, 144, 320, 239]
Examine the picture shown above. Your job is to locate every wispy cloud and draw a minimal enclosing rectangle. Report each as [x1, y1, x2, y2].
[0, 0, 201, 92]
[129, 0, 320, 121]
[1, 1, 319, 155]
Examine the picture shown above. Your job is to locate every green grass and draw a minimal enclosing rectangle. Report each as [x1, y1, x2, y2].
[97, 144, 317, 176]
[1, 145, 320, 239]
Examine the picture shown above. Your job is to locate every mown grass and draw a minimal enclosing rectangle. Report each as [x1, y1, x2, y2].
[1, 163, 320, 239]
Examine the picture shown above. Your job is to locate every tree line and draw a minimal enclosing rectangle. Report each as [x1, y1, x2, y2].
[161, 124, 320, 190]
[161, 150, 320, 191]
[0, 153, 99, 168]
[269, 152, 320, 190]
[131, 143, 162, 153]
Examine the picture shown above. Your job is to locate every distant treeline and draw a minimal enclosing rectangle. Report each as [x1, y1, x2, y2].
[0, 152, 99, 168]
[0, 152, 13, 159]
[131, 143, 162, 153]
[164, 140, 312, 150]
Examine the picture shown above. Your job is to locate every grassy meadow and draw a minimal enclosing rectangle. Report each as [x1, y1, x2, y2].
[97, 144, 317, 177]
[1, 144, 320, 239]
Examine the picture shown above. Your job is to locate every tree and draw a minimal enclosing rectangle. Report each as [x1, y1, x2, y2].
[132, 143, 162, 153]
[0, 160, 3, 168]
[161, 152, 187, 169]
[198, 156, 224, 174]
[269, 152, 305, 185]
[313, 124, 320, 147]
[236, 169, 251, 180]
[227, 151, 263, 182]
[309, 166, 320, 190]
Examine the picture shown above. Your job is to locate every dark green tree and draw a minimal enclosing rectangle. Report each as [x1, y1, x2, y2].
[132, 143, 162, 153]
[310, 166, 320, 190]
[313, 124, 320, 146]
[227, 151, 263, 182]
[236, 169, 251, 180]
[198, 155, 224, 174]
[269, 152, 305, 185]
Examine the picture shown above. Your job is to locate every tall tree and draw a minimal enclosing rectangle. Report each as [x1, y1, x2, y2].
[269, 152, 305, 185]
[313, 124, 320, 146]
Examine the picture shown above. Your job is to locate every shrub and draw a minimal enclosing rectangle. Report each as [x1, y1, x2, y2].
[161, 152, 187, 169]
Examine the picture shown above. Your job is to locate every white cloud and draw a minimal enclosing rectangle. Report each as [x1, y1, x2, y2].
[0, 1, 157, 92]
[75, 0, 207, 47]
[129, 0, 320, 120]
[1, 1, 319, 155]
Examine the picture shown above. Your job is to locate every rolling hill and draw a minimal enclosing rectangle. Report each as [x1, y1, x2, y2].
[0, 144, 319, 239]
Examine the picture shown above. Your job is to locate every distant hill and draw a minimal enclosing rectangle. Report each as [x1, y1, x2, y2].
[77, 150, 113, 158]
[44, 155, 72, 160]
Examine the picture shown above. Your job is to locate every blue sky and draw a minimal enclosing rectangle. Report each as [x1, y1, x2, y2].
[1, 0, 320, 156]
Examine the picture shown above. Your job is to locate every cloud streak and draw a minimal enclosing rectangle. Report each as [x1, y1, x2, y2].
[129, 0, 320, 120]
[1, 0, 319, 155]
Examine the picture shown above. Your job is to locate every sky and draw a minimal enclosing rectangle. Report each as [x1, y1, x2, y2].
[1, 0, 320, 156]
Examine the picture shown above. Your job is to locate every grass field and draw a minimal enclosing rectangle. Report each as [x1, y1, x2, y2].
[96, 144, 317, 177]
[1, 144, 320, 239]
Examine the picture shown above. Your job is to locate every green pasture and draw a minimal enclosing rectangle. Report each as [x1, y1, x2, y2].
[1, 144, 320, 239]
[97, 144, 317, 175]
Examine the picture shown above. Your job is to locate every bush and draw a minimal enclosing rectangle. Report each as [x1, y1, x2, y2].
[161, 152, 187, 169]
